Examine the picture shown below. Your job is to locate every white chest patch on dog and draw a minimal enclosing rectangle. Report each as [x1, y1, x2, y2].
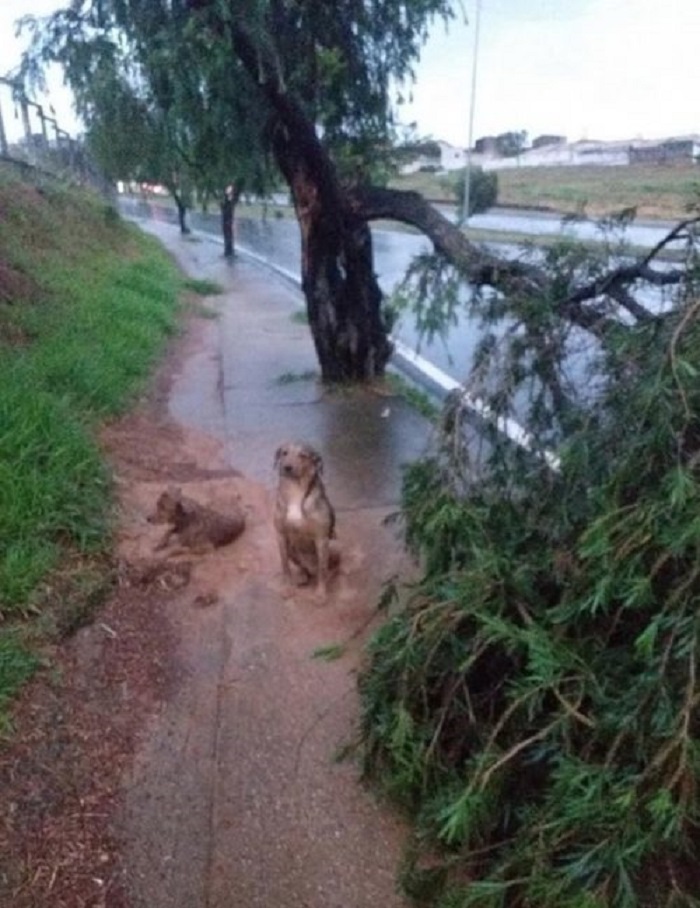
[286, 501, 305, 526]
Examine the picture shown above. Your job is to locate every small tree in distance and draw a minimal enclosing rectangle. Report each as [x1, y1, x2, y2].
[451, 165, 498, 217]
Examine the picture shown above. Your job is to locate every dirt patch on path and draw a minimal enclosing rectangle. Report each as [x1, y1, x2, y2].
[0, 310, 409, 907]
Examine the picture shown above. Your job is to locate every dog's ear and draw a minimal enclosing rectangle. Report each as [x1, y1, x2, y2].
[274, 445, 285, 469]
[304, 445, 323, 476]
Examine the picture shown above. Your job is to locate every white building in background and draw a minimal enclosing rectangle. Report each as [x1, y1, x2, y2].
[437, 141, 468, 171]
[482, 140, 630, 169]
[398, 140, 469, 174]
[399, 135, 700, 174]
[480, 135, 700, 170]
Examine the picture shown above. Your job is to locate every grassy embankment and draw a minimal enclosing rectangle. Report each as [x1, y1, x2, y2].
[0, 167, 187, 730]
[392, 162, 700, 220]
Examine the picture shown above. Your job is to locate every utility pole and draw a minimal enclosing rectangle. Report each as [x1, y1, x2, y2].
[460, 0, 482, 226]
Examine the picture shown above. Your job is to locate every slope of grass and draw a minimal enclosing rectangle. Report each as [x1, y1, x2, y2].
[0, 167, 183, 725]
[391, 163, 700, 220]
[496, 163, 700, 218]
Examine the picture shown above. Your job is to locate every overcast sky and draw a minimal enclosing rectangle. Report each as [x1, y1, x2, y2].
[403, 0, 700, 144]
[2, 0, 699, 146]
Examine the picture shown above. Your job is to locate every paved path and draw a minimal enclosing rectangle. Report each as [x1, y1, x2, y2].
[119, 221, 431, 907]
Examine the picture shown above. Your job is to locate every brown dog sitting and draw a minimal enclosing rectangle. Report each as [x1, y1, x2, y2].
[273, 442, 339, 598]
[150, 486, 246, 554]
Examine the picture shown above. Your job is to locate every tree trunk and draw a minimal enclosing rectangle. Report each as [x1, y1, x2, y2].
[201, 14, 393, 383]
[171, 188, 190, 235]
[303, 210, 392, 382]
[274, 135, 392, 382]
[221, 183, 241, 258]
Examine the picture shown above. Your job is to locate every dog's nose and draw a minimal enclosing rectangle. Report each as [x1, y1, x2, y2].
[283, 463, 294, 475]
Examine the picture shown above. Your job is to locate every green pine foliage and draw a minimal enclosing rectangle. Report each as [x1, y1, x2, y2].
[359, 228, 700, 905]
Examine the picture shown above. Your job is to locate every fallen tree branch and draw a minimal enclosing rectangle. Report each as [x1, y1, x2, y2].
[347, 185, 698, 339]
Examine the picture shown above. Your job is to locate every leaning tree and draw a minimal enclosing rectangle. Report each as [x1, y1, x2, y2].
[20, 0, 458, 380]
[19, 0, 700, 385]
[183, 1, 699, 382]
[184, 0, 454, 380]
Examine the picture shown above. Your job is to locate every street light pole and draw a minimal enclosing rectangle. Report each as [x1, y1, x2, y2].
[461, 0, 482, 226]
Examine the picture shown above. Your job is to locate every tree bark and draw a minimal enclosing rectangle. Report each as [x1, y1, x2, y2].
[221, 183, 241, 258]
[221, 195, 234, 256]
[170, 188, 190, 235]
[272, 129, 392, 381]
[252, 42, 392, 381]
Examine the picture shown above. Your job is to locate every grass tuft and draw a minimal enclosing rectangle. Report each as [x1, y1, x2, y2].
[274, 369, 318, 385]
[0, 633, 41, 735]
[182, 277, 224, 296]
[311, 643, 346, 662]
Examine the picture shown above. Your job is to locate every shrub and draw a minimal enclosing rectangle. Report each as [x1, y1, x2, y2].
[452, 166, 498, 216]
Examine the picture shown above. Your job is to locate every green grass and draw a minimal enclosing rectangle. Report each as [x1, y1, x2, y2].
[497, 163, 700, 218]
[389, 171, 456, 203]
[391, 162, 700, 220]
[182, 277, 224, 296]
[274, 369, 318, 385]
[311, 643, 346, 662]
[0, 385, 109, 606]
[386, 372, 439, 420]
[0, 633, 40, 735]
[0, 169, 182, 724]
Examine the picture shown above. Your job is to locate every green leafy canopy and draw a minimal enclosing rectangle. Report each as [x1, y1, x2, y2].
[17, 0, 456, 192]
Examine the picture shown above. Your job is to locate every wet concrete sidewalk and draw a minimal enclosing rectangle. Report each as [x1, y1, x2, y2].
[120, 219, 432, 907]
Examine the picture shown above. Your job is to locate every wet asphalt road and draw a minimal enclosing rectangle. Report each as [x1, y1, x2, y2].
[118, 196, 675, 398]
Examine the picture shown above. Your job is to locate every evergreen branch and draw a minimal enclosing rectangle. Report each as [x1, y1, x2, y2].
[667, 633, 698, 796]
[477, 718, 560, 793]
[551, 687, 596, 729]
[560, 219, 700, 324]
[644, 630, 698, 786]
[668, 297, 700, 423]
[607, 284, 657, 323]
[639, 215, 700, 269]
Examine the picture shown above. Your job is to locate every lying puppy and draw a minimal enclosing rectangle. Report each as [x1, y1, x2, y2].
[273, 442, 338, 598]
[150, 486, 245, 554]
